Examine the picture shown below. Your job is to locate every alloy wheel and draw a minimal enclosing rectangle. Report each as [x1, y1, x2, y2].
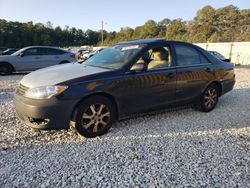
[0, 66, 8, 74]
[81, 104, 110, 133]
[204, 88, 217, 109]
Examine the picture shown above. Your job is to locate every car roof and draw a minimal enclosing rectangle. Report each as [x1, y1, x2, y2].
[21, 46, 68, 52]
[117, 38, 195, 46]
[118, 38, 166, 45]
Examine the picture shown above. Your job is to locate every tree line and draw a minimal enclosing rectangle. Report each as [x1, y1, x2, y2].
[0, 5, 249, 48]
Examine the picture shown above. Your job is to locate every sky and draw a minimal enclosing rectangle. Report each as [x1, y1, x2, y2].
[0, 0, 249, 31]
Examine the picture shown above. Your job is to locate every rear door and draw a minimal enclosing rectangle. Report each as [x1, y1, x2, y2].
[37, 48, 65, 68]
[173, 43, 213, 102]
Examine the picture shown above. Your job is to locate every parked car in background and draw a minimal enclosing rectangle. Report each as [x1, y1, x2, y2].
[0, 46, 76, 75]
[1, 48, 19, 55]
[209, 51, 231, 62]
[76, 49, 90, 60]
[82, 48, 104, 60]
[14, 39, 235, 138]
[0, 47, 8, 54]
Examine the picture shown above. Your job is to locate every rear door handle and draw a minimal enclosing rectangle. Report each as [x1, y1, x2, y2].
[168, 72, 174, 78]
[205, 68, 211, 72]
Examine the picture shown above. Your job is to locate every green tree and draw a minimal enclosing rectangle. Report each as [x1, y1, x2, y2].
[167, 19, 187, 40]
[0, 5, 249, 48]
[193, 5, 217, 42]
[158, 18, 171, 38]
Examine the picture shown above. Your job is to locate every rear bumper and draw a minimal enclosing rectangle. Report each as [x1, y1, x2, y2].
[13, 93, 78, 130]
[221, 78, 235, 95]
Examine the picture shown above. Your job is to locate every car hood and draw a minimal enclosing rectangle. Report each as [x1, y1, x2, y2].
[20, 63, 109, 88]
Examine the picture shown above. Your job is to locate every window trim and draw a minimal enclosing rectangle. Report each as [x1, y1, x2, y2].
[175, 63, 211, 68]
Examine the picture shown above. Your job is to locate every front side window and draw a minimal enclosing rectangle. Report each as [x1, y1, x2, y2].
[84, 44, 144, 70]
[135, 46, 172, 70]
[23, 48, 39, 56]
[174, 44, 201, 66]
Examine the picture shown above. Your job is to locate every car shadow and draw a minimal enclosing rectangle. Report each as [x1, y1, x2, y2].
[0, 72, 27, 76]
[0, 88, 15, 103]
[1, 87, 250, 151]
[110, 88, 250, 135]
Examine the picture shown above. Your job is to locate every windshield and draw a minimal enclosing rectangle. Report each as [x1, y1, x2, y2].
[12, 49, 24, 56]
[83, 44, 144, 69]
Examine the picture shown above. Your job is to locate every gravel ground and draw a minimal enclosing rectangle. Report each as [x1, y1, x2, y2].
[0, 68, 250, 187]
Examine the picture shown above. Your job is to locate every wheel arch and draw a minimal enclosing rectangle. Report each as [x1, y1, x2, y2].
[71, 92, 120, 122]
[0, 61, 15, 72]
[203, 81, 222, 96]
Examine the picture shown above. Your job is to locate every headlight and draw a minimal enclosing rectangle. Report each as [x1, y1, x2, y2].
[24, 85, 68, 99]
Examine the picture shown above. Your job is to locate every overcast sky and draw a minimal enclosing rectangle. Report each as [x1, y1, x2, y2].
[0, 0, 249, 31]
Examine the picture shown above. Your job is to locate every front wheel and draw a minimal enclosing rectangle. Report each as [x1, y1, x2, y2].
[0, 64, 12, 75]
[74, 96, 116, 138]
[199, 84, 219, 112]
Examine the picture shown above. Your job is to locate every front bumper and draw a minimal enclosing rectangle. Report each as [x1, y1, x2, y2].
[13, 93, 79, 130]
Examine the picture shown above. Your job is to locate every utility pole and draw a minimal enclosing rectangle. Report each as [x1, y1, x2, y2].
[101, 20, 104, 46]
[101, 20, 103, 45]
[165, 23, 170, 40]
[166, 25, 168, 40]
[101, 21, 107, 46]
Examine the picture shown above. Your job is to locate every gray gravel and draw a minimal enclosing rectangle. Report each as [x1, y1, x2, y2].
[0, 68, 250, 187]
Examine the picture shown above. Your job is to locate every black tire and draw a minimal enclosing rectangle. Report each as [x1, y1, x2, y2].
[199, 84, 219, 112]
[74, 96, 116, 138]
[0, 63, 13, 75]
[59, 61, 70, 64]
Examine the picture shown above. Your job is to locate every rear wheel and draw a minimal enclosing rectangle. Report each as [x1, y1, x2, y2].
[74, 96, 116, 138]
[199, 84, 219, 112]
[0, 63, 13, 75]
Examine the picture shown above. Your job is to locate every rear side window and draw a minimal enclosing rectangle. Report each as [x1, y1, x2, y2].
[174, 44, 201, 66]
[200, 54, 210, 64]
[39, 48, 66, 55]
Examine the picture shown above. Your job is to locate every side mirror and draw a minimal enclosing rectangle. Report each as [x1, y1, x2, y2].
[130, 63, 146, 73]
[19, 52, 24, 57]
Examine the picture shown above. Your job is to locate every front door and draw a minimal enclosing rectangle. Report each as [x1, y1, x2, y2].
[37, 48, 63, 68]
[15, 47, 42, 71]
[114, 45, 176, 116]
